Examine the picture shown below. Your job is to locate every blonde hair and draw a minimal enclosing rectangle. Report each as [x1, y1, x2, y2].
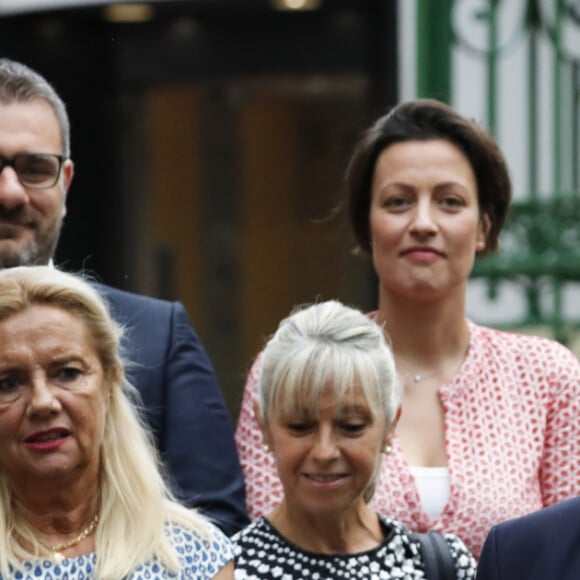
[257, 300, 402, 501]
[0, 266, 212, 578]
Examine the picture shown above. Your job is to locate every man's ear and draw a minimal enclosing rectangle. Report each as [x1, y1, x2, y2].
[61, 159, 74, 217]
[253, 400, 272, 448]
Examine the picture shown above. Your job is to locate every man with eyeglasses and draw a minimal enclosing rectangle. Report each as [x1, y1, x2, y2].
[0, 58, 249, 536]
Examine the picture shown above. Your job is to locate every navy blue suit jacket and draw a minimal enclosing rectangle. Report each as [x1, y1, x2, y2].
[476, 497, 580, 580]
[98, 284, 249, 536]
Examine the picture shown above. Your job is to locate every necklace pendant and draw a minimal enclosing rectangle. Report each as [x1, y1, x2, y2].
[53, 551, 65, 563]
[413, 374, 422, 383]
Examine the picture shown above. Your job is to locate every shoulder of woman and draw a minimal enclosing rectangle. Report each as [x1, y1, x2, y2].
[402, 527, 477, 578]
[232, 517, 270, 544]
[382, 517, 477, 578]
[166, 519, 233, 549]
[442, 533, 478, 575]
[469, 320, 579, 360]
[167, 520, 238, 573]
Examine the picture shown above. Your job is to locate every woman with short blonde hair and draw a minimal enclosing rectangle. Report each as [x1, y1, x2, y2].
[234, 300, 476, 578]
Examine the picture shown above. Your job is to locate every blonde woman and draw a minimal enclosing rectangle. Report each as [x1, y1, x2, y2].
[0, 266, 235, 578]
[234, 301, 476, 578]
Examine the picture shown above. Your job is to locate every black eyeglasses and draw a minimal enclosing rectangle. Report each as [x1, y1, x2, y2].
[0, 153, 65, 189]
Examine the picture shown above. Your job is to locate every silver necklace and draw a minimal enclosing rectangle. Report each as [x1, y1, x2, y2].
[400, 345, 469, 384]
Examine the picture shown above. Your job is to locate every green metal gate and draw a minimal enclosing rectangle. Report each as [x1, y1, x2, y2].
[415, 0, 580, 343]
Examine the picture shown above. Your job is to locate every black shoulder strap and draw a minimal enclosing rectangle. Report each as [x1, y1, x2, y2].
[413, 531, 456, 580]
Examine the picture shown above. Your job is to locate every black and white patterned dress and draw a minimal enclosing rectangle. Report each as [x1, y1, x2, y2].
[233, 514, 476, 579]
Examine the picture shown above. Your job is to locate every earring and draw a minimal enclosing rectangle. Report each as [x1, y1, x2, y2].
[262, 444, 270, 454]
[384, 444, 392, 456]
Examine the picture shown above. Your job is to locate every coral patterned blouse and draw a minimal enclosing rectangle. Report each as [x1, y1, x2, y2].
[235, 319, 580, 559]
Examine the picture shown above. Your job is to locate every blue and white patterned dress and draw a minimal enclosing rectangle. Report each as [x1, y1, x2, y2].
[8, 521, 236, 579]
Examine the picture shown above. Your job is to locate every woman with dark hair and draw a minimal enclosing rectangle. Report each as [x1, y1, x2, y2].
[236, 99, 580, 559]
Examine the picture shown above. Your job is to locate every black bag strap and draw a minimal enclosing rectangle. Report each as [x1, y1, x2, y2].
[413, 530, 456, 580]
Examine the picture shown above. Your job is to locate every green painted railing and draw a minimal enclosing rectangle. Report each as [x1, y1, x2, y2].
[416, 0, 580, 343]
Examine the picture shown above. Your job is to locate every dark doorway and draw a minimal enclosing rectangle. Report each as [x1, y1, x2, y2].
[0, 0, 398, 418]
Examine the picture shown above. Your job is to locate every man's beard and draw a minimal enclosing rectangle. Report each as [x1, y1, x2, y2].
[0, 240, 42, 268]
[0, 205, 63, 268]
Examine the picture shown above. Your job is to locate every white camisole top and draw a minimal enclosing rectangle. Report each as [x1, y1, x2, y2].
[408, 466, 450, 521]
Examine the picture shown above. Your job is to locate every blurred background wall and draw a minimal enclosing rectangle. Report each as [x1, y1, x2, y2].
[0, 0, 578, 420]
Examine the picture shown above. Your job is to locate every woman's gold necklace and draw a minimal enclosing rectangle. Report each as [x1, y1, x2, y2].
[37, 513, 99, 563]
